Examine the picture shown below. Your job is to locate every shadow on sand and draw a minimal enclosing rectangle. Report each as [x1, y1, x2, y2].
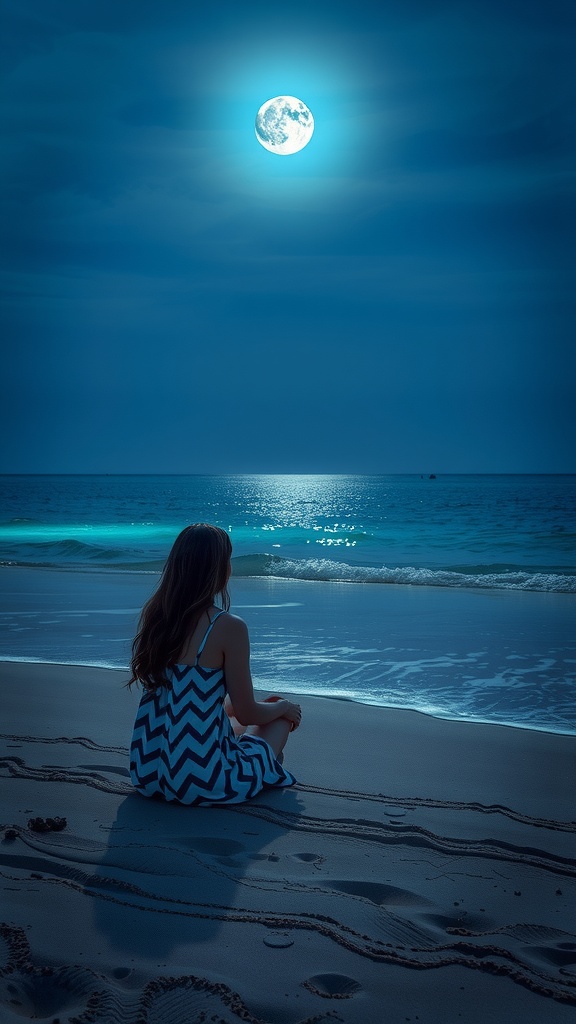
[91, 786, 305, 959]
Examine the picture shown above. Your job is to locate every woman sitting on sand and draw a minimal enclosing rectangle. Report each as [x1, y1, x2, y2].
[128, 523, 301, 805]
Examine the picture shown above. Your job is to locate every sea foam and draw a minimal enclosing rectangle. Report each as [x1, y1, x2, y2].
[230, 554, 575, 592]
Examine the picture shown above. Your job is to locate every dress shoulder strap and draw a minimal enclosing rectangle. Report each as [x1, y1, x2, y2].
[195, 610, 226, 662]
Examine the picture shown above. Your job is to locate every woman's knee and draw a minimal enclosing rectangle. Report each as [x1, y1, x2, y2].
[247, 717, 291, 757]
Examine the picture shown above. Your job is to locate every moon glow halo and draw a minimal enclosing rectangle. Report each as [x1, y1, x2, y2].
[255, 96, 314, 155]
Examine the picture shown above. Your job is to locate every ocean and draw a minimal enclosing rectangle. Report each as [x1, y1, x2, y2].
[1, 474, 575, 733]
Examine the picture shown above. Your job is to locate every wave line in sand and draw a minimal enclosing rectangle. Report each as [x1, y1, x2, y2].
[3, 734, 575, 832]
[3, 726, 576, 1016]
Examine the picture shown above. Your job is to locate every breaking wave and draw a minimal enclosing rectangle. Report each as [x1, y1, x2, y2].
[1, 542, 574, 593]
[233, 554, 576, 592]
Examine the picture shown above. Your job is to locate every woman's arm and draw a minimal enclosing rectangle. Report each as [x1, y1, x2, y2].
[222, 616, 302, 729]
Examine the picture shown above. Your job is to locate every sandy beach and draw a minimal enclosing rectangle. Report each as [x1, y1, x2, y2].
[1, 659, 575, 1023]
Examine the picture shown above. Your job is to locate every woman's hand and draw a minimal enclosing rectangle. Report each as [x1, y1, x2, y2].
[281, 700, 302, 731]
[264, 693, 302, 730]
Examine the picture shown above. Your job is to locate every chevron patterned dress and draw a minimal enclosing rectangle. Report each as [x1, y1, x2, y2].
[129, 613, 296, 805]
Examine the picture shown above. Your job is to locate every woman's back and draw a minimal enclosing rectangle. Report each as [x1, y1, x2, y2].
[130, 611, 295, 805]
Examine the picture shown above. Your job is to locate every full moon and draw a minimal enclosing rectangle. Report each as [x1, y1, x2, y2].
[255, 96, 314, 155]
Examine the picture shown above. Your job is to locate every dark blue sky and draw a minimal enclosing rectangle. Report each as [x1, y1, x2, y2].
[1, 0, 574, 473]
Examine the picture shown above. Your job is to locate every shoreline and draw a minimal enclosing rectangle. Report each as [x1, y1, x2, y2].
[2, 655, 576, 738]
[2, 567, 575, 735]
[2, 660, 576, 816]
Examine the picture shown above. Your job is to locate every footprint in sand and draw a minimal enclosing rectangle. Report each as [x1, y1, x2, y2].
[326, 879, 430, 906]
[263, 931, 294, 948]
[303, 973, 362, 998]
[0, 967, 95, 1019]
[142, 975, 259, 1024]
[421, 910, 497, 932]
[527, 944, 576, 968]
[111, 967, 132, 980]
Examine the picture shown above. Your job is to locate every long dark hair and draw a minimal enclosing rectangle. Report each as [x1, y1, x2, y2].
[129, 523, 232, 690]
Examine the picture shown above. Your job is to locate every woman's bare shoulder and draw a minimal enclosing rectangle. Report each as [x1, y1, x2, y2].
[216, 611, 249, 642]
[215, 610, 247, 629]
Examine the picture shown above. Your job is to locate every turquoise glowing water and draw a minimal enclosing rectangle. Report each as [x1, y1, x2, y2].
[0, 474, 574, 589]
[1, 475, 574, 732]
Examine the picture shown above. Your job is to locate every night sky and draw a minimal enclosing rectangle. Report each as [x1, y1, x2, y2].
[2, 0, 574, 473]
